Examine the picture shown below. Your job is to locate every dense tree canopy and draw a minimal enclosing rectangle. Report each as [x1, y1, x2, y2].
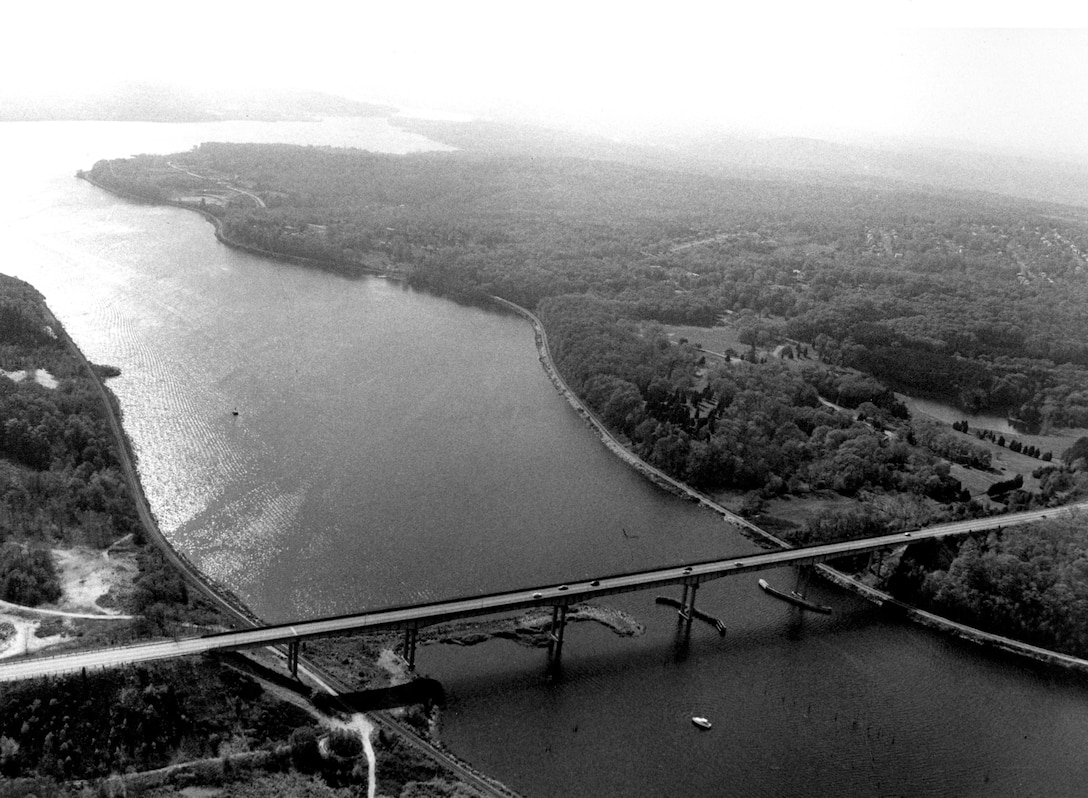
[909, 518, 1088, 657]
[88, 143, 1088, 426]
[0, 275, 216, 628]
[84, 143, 1088, 661]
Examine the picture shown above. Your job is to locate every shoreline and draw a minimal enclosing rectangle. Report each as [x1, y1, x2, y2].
[76, 174, 1088, 676]
[77, 172, 405, 281]
[493, 296, 1088, 676]
[36, 268, 520, 798]
[422, 604, 644, 649]
[50, 304, 262, 630]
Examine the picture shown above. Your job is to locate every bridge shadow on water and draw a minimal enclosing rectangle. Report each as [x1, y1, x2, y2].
[522, 596, 863, 688]
[314, 678, 446, 713]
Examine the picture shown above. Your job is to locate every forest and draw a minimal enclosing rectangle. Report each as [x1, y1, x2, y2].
[0, 275, 480, 794]
[0, 274, 219, 627]
[0, 660, 308, 780]
[0, 278, 135, 607]
[88, 143, 1088, 431]
[885, 514, 1088, 658]
[83, 143, 1088, 660]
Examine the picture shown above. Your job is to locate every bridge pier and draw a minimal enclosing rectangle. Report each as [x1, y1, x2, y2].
[547, 605, 568, 661]
[793, 565, 810, 599]
[287, 640, 300, 679]
[678, 582, 699, 627]
[403, 627, 418, 670]
[867, 548, 881, 575]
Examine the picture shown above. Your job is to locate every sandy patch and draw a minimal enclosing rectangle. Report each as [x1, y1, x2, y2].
[324, 713, 376, 798]
[0, 613, 69, 659]
[2, 368, 58, 388]
[51, 547, 138, 615]
[377, 647, 413, 686]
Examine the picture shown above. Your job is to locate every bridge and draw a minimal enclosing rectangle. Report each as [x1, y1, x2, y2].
[1, 504, 1077, 683]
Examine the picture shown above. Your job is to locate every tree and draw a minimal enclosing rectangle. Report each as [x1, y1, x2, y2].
[0, 735, 20, 777]
[1063, 437, 1088, 467]
[289, 726, 321, 773]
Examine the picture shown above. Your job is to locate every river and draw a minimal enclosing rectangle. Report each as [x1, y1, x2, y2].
[1, 119, 1086, 797]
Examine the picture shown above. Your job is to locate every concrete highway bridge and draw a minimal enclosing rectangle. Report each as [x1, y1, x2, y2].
[0, 504, 1079, 683]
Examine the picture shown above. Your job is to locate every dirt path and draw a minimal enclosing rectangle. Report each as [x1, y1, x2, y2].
[0, 598, 133, 621]
[327, 713, 377, 798]
[0, 614, 67, 659]
[166, 161, 266, 208]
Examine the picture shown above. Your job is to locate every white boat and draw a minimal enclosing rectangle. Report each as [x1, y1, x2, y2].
[691, 716, 712, 730]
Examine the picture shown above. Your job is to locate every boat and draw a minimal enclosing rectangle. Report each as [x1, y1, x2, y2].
[758, 578, 833, 614]
[691, 716, 712, 730]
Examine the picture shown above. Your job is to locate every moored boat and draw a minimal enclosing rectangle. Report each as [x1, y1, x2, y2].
[758, 578, 833, 614]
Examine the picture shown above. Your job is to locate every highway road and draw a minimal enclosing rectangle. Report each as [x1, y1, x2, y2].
[3, 502, 1081, 683]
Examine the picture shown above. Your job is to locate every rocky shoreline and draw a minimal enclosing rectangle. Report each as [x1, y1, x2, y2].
[422, 604, 644, 650]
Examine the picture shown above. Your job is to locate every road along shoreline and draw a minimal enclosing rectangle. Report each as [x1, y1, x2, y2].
[74, 172, 1088, 677]
[492, 296, 1088, 675]
[50, 305, 261, 629]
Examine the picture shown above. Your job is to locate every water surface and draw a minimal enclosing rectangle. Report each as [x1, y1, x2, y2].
[2, 119, 1086, 797]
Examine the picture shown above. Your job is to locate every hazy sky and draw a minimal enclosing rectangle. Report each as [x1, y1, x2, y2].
[9, 1, 1088, 156]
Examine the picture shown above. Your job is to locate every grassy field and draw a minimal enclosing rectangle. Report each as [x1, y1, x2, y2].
[662, 320, 1084, 536]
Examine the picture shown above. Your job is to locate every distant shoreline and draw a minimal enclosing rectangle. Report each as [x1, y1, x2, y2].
[78, 173, 1088, 676]
[494, 295, 1088, 676]
[78, 171, 404, 281]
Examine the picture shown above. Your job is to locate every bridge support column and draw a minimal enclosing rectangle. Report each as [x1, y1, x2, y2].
[678, 584, 689, 619]
[547, 605, 568, 661]
[403, 627, 418, 671]
[793, 566, 810, 599]
[679, 582, 699, 626]
[287, 641, 300, 679]
[868, 548, 887, 580]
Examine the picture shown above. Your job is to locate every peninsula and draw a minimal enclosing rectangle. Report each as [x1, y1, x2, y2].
[81, 142, 1088, 665]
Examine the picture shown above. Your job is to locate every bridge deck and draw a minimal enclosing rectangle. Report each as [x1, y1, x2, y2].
[0, 505, 1076, 682]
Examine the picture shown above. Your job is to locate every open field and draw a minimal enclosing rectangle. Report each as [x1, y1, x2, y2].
[51, 546, 138, 615]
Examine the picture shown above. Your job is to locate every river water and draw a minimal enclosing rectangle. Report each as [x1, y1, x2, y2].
[2, 120, 1087, 797]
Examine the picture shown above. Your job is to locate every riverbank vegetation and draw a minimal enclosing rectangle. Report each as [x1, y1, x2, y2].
[86, 143, 1088, 428]
[882, 512, 1088, 658]
[0, 656, 462, 797]
[83, 143, 1088, 664]
[0, 274, 491, 797]
[0, 275, 222, 642]
[0, 659, 310, 781]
